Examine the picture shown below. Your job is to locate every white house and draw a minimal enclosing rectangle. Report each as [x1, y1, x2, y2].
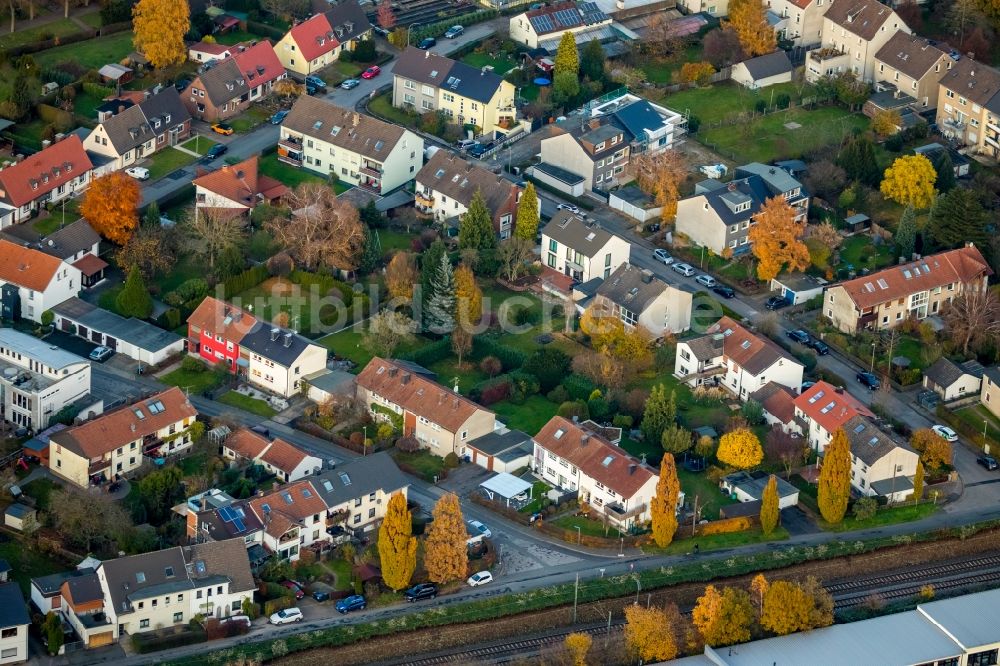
[793, 380, 874, 452]
[0, 582, 29, 663]
[674, 316, 804, 400]
[85, 88, 191, 171]
[508, 1, 613, 49]
[922, 357, 984, 403]
[0, 135, 93, 225]
[541, 212, 631, 284]
[0, 239, 81, 322]
[841, 415, 919, 502]
[221, 428, 322, 483]
[193, 155, 288, 215]
[580, 263, 693, 337]
[806, 2, 909, 83]
[238, 323, 328, 398]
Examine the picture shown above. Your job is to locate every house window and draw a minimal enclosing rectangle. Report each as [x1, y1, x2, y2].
[173, 612, 183, 623]
[0, 649, 15, 658]
[969, 650, 999, 666]
[369, 507, 376, 518]
[0, 628, 16, 639]
[140, 619, 150, 629]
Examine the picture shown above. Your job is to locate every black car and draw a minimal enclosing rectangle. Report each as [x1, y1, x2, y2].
[978, 455, 998, 470]
[174, 78, 190, 92]
[312, 590, 331, 602]
[418, 37, 437, 49]
[404, 583, 438, 602]
[765, 295, 790, 310]
[202, 144, 228, 162]
[712, 285, 735, 299]
[468, 142, 493, 157]
[857, 371, 881, 390]
[808, 339, 830, 355]
[786, 329, 811, 344]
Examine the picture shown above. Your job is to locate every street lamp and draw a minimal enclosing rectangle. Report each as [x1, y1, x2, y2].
[984, 420, 989, 452]
[574, 525, 581, 544]
[870, 342, 877, 373]
[362, 424, 368, 456]
[635, 578, 641, 605]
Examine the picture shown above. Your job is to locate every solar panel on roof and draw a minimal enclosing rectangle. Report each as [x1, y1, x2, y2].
[219, 506, 236, 521]
[232, 518, 246, 532]
[531, 14, 553, 32]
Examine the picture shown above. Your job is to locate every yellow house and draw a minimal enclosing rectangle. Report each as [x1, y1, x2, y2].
[275, 2, 371, 77]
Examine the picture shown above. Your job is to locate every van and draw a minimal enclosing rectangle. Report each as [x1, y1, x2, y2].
[672, 263, 696, 277]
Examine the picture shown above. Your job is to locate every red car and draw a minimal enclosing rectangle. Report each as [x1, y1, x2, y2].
[281, 581, 305, 600]
[361, 65, 381, 79]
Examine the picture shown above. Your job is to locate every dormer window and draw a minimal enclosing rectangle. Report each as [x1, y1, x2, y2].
[595, 141, 606, 151]
[164, 114, 171, 123]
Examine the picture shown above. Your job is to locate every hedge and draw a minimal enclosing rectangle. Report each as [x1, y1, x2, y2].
[410, 10, 498, 42]
[263, 596, 294, 617]
[37, 104, 74, 130]
[247, 20, 286, 41]
[472, 336, 525, 371]
[83, 82, 115, 99]
[7, 28, 98, 57]
[696, 515, 756, 535]
[562, 374, 597, 401]
[401, 337, 452, 367]
[221, 265, 269, 299]
[131, 626, 206, 654]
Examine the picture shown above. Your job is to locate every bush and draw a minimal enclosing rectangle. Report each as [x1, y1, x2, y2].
[158, 308, 181, 330]
[852, 497, 878, 522]
[403, 338, 452, 367]
[36, 104, 73, 131]
[754, 99, 767, 114]
[263, 596, 294, 617]
[562, 374, 597, 401]
[547, 385, 569, 404]
[474, 377, 511, 405]
[776, 93, 791, 109]
[523, 348, 571, 393]
[353, 39, 376, 62]
[696, 516, 754, 535]
[175, 278, 209, 303]
[181, 356, 208, 373]
[612, 414, 633, 429]
[557, 400, 589, 421]
[444, 452, 460, 468]
[473, 337, 525, 371]
[221, 265, 269, 299]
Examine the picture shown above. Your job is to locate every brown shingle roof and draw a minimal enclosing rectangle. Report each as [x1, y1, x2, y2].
[247, 480, 327, 538]
[824, 1, 897, 41]
[224, 428, 271, 460]
[260, 437, 310, 475]
[283, 96, 405, 161]
[356, 357, 492, 432]
[874, 32, 949, 82]
[750, 383, 797, 424]
[793, 381, 874, 434]
[837, 245, 991, 310]
[416, 151, 521, 225]
[0, 239, 63, 291]
[938, 58, 1000, 113]
[0, 136, 92, 208]
[193, 155, 288, 208]
[705, 316, 796, 375]
[187, 296, 258, 344]
[534, 416, 654, 498]
[51, 387, 197, 459]
[184, 538, 256, 593]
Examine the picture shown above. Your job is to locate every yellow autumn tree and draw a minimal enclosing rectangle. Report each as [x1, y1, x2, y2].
[80, 172, 140, 245]
[817, 428, 852, 524]
[750, 573, 769, 617]
[132, 0, 190, 69]
[454, 264, 483, 327]
[564, 632, 592, 666]
[880, 154, 936, 209]
[385, 252, 418, 304]
[377, 493, 417, 591]
[650, 453, 680, 548]
[912, 461, 925, 501]
[692, 585, 755, 647]
[580, 304, 624, 351]
[726, 0, 776, 56]
[761, 580, 816, 635]
[630, 149, 687, 221]
[680, 61, 716, 86]
[423, 493, 468, 584]
[748, 196, 810, 282]
[716, 428, 763, 470]
[871, 109, 902, 138]
[759, 474, 779, 535]
[624, 604, 678, 662]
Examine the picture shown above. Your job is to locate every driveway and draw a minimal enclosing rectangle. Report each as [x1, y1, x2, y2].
[780, 506, 818, 536]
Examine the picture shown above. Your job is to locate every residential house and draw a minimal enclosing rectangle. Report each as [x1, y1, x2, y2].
[186, 296, 258, 374]
[766, 0, 831, 47]
[0, 583, 29, 663]
[922, 357, 984, 403]
[539, 118, 631, 190]
[0, 218, 107, 289]
[750, 382, 801, 434]
[936, 58, 1000, 157]
[308, 452, 409, 537]
[981, 367, 1000, 421]
[274, 2, 372, 76]
[793, 380, 874, 452]
[193, 155, 289, 215]
[874, 32, 952, 109]
[841, 414, 919, 502]
[582, 263, 693, 337]
[466, 428, 533, 473]
[540, 212, 631, 283]
[721, 471, 800, 508]
[31, 568, 96, 615]
[769, 273, 827, 306]
[806, 4, 909, 83]
[0, 329, 93, 433]
[731, 51, 794, 89]
[0, 135, 92, 225]
[532, 416, 657, 530]
[508, 1, 612, 49]
[0, 238, 81, 321]
[85, 88, 191, 171]
[392, 47, 517, 135]
[823, 244, 992, 334]
[188, 41, 246, 63]
[587, 92, 685, 157]
[734, 162, 809, 218]
[415, 151, 528, 240]
[221, 428, 322, 482]
[244, 480, 329, 561]
[356, 357, 496, 457]
[182, 41, 286, 122]
[676, 0, 728, 17]
[674, 316, 804, 399]
[96, 539, 255, 639]
[279, 95, 423, 194]
[51, 298, 185, 365]
[54, 570, 111, 649]
[48, 387, 198, 488]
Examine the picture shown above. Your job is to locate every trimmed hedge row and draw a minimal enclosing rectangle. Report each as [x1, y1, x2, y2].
[410, 10, 498, 42]
[221, 265, 269, 300]
[132, 626, 206, 654]
[247, 20, 286, 41]
[472, 336, 525, 371]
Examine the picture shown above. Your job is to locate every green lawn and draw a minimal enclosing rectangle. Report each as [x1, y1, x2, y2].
[32, 201, 80, 236]
[836, 235, 895, 275]
[160, 365, 226, 394]
[665, 81, 810, 125]
[553, 514, 617, 538]
[6, 119, 48, 153]
[519, 481, 551, 514]
[823, 502, 937, 532]
[368, 92, 418, 128]
[619, 435, 662, 467]
[492, 395, 559, 434]
[79, 11, 103, 28]
[0, 539, 67, 595]
[645, 527, 790, 555]
[33, 30, 135, 69]
[324, 559, 354, 591]
[258, 152, 331, 189]
[180, 135, 213, 156]
[147, 147, 197, 180]
[22, 478, 60, 512]
[392, 450, 447, 482]
[953, 404, 1000, 447]
[229, 107, 272, 134]
[790, 474, 820, 514]
[640, 44, 702, 85]
[0, 18, 82, 50]
[316, 60, 363, 85]
[678, 468, 736, 520]
[425, 359, 488, 396]
[73, 91, 106, 120]
[156, 254, 205, 294]
[375, 229, 414, 256]
[217, 390, 278, 417]
[460, 52, 515, 75]
[318, 326, 426, 370]
[215, 30, 263, 45]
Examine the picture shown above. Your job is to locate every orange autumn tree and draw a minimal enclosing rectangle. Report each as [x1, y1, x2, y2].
[726, 0, 776, 56]
[748, 196, 810, 282]
[80, 172, 141, 245]
[630, 149, 686, 222]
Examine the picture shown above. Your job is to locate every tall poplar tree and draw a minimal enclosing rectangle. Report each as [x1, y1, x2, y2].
[377, 493, 417, 591]
[759, 475, 779, 535]
[818, 428, 852, 524]
[514, 182, 540, 241]
[423, 494, 469, 584]
[650, 453, 680, 548]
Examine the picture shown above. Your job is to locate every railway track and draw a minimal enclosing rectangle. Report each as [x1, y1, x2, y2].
[395, 554, 1000, 665]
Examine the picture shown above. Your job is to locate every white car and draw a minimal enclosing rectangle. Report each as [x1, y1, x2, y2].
[695, 274, 717, 288]
[653, 249, 673, 265]
[467, 571, 493, 587]
[932, 425, 959, 442]
[468, 519, 492, 538]
[125, 167, 150, 180]
[557, 203, 582, 216]
[672, 263, 696, 277]
[269, 607, 303, 625]
[699, 163, 728, 179]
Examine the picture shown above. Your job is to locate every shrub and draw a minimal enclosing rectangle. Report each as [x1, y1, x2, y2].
[175, 278, 209, 303]
[557, 400, 589, 421]
[852, 497, 878, 522]
[523, 348, 571, 393]
[181, 356, 208, 373]
[776, 93, 791, 109]
[547, 385, 569, 404]
[36, 104, 73, 131]
[158, 308, 181, 330]
[444, 452, 460, 468]
[476, 378, 511, 405]
[562, 374, 597, 401]
[473, 337, 525, 371]
[696, 516, 754, 535]
[395, 435, 420, 452]
[263, 596, 294, 617]
[403, 338, 452, 367]
[612, 414, 633, 429]
[754, 99, 767, 114]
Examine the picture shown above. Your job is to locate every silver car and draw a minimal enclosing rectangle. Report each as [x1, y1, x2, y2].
[672, 263, 696, 277]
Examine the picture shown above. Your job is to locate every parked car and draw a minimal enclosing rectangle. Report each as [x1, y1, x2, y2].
[856, 371, 880, 390]
[932, 425, 959, 442]
[89, 346, 113, 362]
[653, 249, 673, 265]
[305, 75, 327, 89]
[807, 339, 830, 355]
[270, 109, 289, 124]
[467, 571, 493, 587]
[281, 581, 305, 600]
[312, 590, 331, 602]
[695, 274, 717, 288]
[712, 285, 735, 299]
[269, 608, 303, 625]
[361, 65, 381, 79]
[174, 78, 191, 92]
[765, 295, 790, 310]
[211, 123, 234, 135]
[372, 26, 390, 36]
[125, 167, 150, 181]
[418, 37, 437, 49]
[457, 138, 478, 150]
[468, 519, 492, 538]
[336, 594, 367, 614]
[404, 583, 438, 602]
[556, 203, 581, 215]
[786, 329, 811, 344]
[978, 455, 998, 470]
[672, 263, 696, 277]
[800, 381, 816, 392]
[341, 78, 360, 90]
[444, 25, 464, 38]
[468, 142, 493, 157]
[202, 144, 228, 162]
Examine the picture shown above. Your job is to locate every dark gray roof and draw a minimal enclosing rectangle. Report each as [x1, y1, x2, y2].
[310, 451, 408, 508]
[394, 47, 505, 103]
[610, 186, 655, 208]
[533, 162, 585, 185]
[984, 366, 1000, 386]
[541, 212, 618, 257]
[610, 100, 672, 142]
[198, 58, 250, 107]
[697, 175, 771, 228]
[101, 547, 190, 615]
[496, 442, 532, 463]
[388, 359, 436, 378]
[32, 568, 96, 597]
[685, 334, 724, 362]
[65, 571, 103, 604]
[939, 59, 1000, 114]
[574, 277, 603, 297]
[579, 123, 621, 146]
[596, 263, 668, 315]
[97, 88, 189, 155]
[324, 0, 371, 42]
[184, 538, 255, 593]
[740, 51, 793, 80]
[724, 471, 798, 501]
[875, 32, 949, 81]
[871, 476, 914, 496]
[734, 162, 804, 196]
[842, 415, 913, 466]
[52, 297, 183, 354]
[37, 219, 100, 260]
[196, 503, 263, 542]
[4, 503, 33, 518]
[0, 582, 29, 628]
[924, 358, 966, 388]
[468, 429, 531, 456]
[774, 159, 807, 175]
[304, 369, 355, 395]
[239, 323, 319, 368]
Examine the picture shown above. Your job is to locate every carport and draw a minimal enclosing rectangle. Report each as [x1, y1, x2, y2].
[479, 473, 533, 509]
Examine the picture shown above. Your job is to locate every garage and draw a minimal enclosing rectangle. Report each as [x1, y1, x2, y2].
[52, 297, 184, 365]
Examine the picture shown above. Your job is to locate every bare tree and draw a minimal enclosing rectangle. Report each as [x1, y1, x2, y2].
[362, 310, 416, 358]
[497, 238, 534, 281]
[804, 160, 847, 202]
[641, 13, 684, 57]
[270, 183, 364, 272]
[182, 206, 246, 271]
[766, 427, 804, 478]
[50, 488, 132, 553]
[943, 289, 1000, 356]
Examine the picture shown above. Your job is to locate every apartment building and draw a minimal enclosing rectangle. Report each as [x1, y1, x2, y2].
[874, 32, 952, 109]
[806, 3, 909, 83]
[356, 357, 496, 457]
[182, 41, 286, 122]
[193, 155, 288, 214]
[279, 95, 423, 194]
[0, 328, 92, 433]
[274, 2, 372, 76]
[508, 1, 612, 49]
[674, 316, 804, 399]
[936, 57, 1000, 156]
[823, 244, 992, 334]
[841, 415, 919, 502]
[48, 387, 198, 488]
[588, 93, 686, 157]
[0, 218, 106, 289]
[392, 47, 517, 135]
[539, 118, 631, 191]
[540, 212, 631, 283]
[532, 416, 657, 530]
[85, 87, 191, 171]
[583, 263, 693, 337]
[0, 135, 92, 225]
[793, 380, 874, 452]
[766, 0, 831, 47]
[221, 428, 322, 482]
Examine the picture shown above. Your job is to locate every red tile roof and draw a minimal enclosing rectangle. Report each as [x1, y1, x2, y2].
[751, 383, 797, 424]
[0, 136, 92, 208]
[247, 480, 327, 538]
[231, 41, 285, 90]
[190, 41, 235, 56]
[193, 156, 288, 209]
[838, 245, 992, 310]
[261, 437, 311, 475]
[224, 428, 271, 460]
[706, 316, 794, 375]
[534, 416, 654, 499]
[288, 13, 339, 62]
[187, 296, 258, 344]
[793, 381, 874, 434]
[72, 253, 108, 277]
[0, 239, 64, 291]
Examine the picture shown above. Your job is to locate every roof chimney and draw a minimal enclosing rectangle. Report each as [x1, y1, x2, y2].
[270, 327, 279, 341]
[352, 112, 360, 126]
[629, 463, 637, 475]
[640, 269, 653, 284]
[425, 49, 430, 59]
[401, 373, 411, 385]
[588, 118, 600, 130]
[581, 433, 590, 445]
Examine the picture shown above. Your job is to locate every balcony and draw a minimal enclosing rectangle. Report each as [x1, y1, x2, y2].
[605, 502, 646, 522]
[277, 136, 304, 166]
[88, 459, 110, 476]
[415, 192, 434, 208]
[359, 163, 383, 177]
[942, 117, 966, 133]
[278, 530, 300, 544]
[358, 179, 382, 194]
[809, 47, 847, 63]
